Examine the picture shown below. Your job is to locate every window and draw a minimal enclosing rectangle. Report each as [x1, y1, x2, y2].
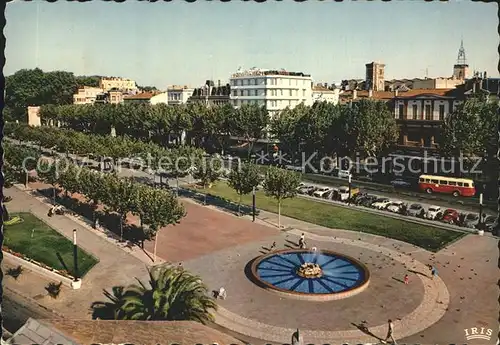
[280, 89, 283, 96]
[289, 90, 293, 96]
[425, 104, 432, 120]
[457, 182, 464, 187]
[431, 179, 439, 184]
[412, 104, 418, 120]
[419, 178, 424, 183]
[464, 183, 470, 187]
[425, 179, 431, 183]
[439, 104, 445, 121]
[239, 90, 243, 96]
[439, 180, 447, 185]
[449, 181, 457, 186]
[398, 104, 404, 119]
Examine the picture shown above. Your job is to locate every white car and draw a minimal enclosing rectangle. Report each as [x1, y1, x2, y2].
[424, 206, 442, 220]
[371, 198, 391, 210]
[338, 170, 351, 179]
[386, 201, 404, 213]
[285, 165, 303, 172]
[313, 187, 332, 198]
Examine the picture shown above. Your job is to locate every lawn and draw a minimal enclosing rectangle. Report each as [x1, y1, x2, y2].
[190, 182, 465, 252]
[3, 212, 99, 277]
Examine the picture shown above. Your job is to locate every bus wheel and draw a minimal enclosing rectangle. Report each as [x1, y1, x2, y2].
[452, 191, 460, 197]
[426, 188, 432, 194]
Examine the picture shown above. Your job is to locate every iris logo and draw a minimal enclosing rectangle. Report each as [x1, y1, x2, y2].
[464, 326, 493, 341]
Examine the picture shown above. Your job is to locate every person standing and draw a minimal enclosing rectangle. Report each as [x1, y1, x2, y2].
[404, 274, 409, 285]
[383, 319, 397, 344]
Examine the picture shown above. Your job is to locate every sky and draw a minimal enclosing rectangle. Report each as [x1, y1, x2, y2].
[5, 0, 499, 89]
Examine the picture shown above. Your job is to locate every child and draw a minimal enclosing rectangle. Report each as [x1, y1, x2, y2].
[431, 266, 438, 279]
[404, 274, 409, 285]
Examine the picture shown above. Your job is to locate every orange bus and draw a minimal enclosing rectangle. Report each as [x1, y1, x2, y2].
[418, 175, 476, 197]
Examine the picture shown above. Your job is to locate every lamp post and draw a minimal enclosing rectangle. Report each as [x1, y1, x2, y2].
[348, 174, 352, 206]
[73, 229, 78, 282]
[478, 193, 484, 229]
[252, 186, 256, 222]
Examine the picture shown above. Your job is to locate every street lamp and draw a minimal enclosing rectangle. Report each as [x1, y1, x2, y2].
[73, 229, 78, 282]
[478, 193, 484, 229]
[348, 174, 352, 206]
[252, 186, 256, 222]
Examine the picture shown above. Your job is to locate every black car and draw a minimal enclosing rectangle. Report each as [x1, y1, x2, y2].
[390, 179, 412, 188]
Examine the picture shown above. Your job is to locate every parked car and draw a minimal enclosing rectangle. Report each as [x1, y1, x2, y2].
[463, 213, 480, 228]
[298, 186, 315, 195]
[483, 215, 497, 232]
[324, 188, 340, 200]
[390, 179, 412, 188]
[407, 203, 425, 217]
[441, 209, 460, 225]
[371, 198, 391, 210]
[307, 187, 319, 196]
[286, 165, 303, 172]
[338, 186, 359, 201]
[337, 170, 351, 179]
[424, 206, 442, 220]
[386, 201, 405, 213]
[359, 195, 378, 207]
[313, 187, 333, 198]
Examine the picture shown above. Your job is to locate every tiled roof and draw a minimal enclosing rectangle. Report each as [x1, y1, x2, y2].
[123, 92, 154, 100]
[7, 318, 79, 345]
[312, 86, 334, 92]
[33, 319, 244, 345]
[339, 88, 461, 102]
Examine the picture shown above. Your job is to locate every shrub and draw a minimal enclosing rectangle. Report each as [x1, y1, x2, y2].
[46, 281, 63, 299]
[7, 265, 24, 280]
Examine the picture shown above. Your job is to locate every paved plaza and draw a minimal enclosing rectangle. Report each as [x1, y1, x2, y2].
[4, 183, 499, 344]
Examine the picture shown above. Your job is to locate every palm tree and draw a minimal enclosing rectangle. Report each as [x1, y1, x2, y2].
[90, 265, 217, 323]
[91, 286, 127, 320]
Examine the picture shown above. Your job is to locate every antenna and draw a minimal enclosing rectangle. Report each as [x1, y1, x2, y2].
[457, 39, 467, 65]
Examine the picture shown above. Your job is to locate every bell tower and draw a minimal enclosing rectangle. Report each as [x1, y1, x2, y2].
[453, 39, 469, 80]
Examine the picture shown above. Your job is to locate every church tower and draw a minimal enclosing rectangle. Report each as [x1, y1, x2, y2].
[453, 40, 469, 80]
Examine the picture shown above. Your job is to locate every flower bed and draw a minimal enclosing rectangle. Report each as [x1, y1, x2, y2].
[2, 245, 75, 280]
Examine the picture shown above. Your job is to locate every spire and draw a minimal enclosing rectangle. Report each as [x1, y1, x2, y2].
[457, 39, 467, 65]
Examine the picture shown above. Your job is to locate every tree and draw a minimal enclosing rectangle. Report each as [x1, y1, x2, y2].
[342, 99, 399, 157]
[263, 166, 301, 228]
[230, 104, 269, 158]
[228, 163, 261, 215]
[91, 264, 216, 323]
[142, 189, 186, 262]
[79, 169, 106, 228]
[105, 177, 141, 241]
[193, 156, 223, 189]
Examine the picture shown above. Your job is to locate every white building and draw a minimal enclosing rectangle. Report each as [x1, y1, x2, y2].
[99, 77, 137, 92]
[229, 68, 313, 118]
[312, 84, 340, 105]
[73, 86, 104, 105]
[167, 85, 194, 105]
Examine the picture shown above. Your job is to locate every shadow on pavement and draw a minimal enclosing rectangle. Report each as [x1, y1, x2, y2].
[351, 322, 384, 342]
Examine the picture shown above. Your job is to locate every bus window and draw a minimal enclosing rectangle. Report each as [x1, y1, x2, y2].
[464, 183, 470, 187]
[425, 179, 431, 183]
[431, 179, 439, 184]
[457, 182, 463, 187]
[439, 180, 447, 185]
[449, 181, 457, 186]
[419, 178, 424, 183]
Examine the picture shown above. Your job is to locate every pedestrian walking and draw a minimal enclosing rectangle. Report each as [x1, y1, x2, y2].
[404, 274, 409, 285]
[431, 266, 438, 280]
[270, 241, 276, 250]
[383, 319, 397, 344]
[298, 233, 305, 249]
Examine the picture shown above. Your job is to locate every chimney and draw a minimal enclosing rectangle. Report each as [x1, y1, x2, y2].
[324, 83, 328, 88]
[483, 71, 487, 79]
[395, 89, 399, 97]
[218, 80, 221, 87]
[368, 89, 373, 98]
[353, 90, 357, 100]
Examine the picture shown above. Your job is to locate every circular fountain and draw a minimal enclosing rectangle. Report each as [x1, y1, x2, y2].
[250, 249, 370, 301]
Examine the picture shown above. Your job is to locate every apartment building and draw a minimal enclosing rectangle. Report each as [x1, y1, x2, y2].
[123, 91, 169, 105]
[167, 85, 194, 105]
[99, 77, 138, 92]
[312, 84, 340, 105]
[73, 86, 104, 105]
[188, 80, 231, 107]
[229, 68, 313, 118]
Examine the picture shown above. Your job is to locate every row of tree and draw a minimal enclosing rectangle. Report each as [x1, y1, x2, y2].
[5, 143, 186, 261]
[35, 100, 399, 158]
